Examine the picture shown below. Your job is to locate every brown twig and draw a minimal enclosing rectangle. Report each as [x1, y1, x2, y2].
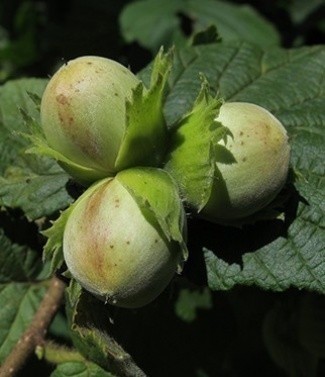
[0, 276, 66, 377]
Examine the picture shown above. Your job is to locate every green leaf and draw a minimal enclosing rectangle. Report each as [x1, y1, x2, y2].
[0, 161, 72, 220]
[0, 79, 46, 174]
[163, 43, 325, 125]
[0, 78, 72, 219]
[165, 79, 226, 211]
[0, 229, 42, 283]
[120, 0, 280, 52]
[51, 361, 116, 377]
[160, 41, 325, 294]
[65, 282, 146, 377]
[175, 287, 212, 322]
[187, 0, 280, 46]
[0, 282, 46, 362]
[120, 0, 185, 52]
[287, 0, 323, 24]
[115, 48, 172, 171]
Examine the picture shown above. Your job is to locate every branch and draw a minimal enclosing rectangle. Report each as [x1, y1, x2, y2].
[0, 276, 66, 377]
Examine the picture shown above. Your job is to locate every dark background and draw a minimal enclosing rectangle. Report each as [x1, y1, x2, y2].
[0, 0, 324, 80]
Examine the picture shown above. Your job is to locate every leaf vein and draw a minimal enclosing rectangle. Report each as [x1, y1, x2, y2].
[213, 42, 245, 87]
[287, 236, 325, 291]
[249, 252, 283, 290]
[228, 48, 325, 101]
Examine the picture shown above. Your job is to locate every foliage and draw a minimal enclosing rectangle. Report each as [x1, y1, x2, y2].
[0, 1, 324, 377]
[120, 0, 281, 51]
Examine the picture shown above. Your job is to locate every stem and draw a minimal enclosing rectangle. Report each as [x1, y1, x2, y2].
[0, 276, 66, 377]
[36, 341, 85, 364]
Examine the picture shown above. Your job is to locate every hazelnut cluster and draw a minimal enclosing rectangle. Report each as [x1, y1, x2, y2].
[35, 51, 290, 307]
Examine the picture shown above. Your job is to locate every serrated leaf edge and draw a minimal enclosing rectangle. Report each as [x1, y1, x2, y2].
[115, 48, 173, 169]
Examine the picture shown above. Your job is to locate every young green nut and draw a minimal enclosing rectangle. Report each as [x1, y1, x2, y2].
[40, 54, 170, 184]
[204, 102, 290, 221]
[63, 169, 186, 308]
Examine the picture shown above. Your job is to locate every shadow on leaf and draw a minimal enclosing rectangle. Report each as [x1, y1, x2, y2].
[0, 207, 42, 252]
[184, 174, 308, 286]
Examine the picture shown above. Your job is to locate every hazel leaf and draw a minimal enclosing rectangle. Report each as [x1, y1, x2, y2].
[150, 41, 325, 294]
[0, 229, 43, 283]
[120, 0, 280, 52]
[0, 78, 72, 219]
